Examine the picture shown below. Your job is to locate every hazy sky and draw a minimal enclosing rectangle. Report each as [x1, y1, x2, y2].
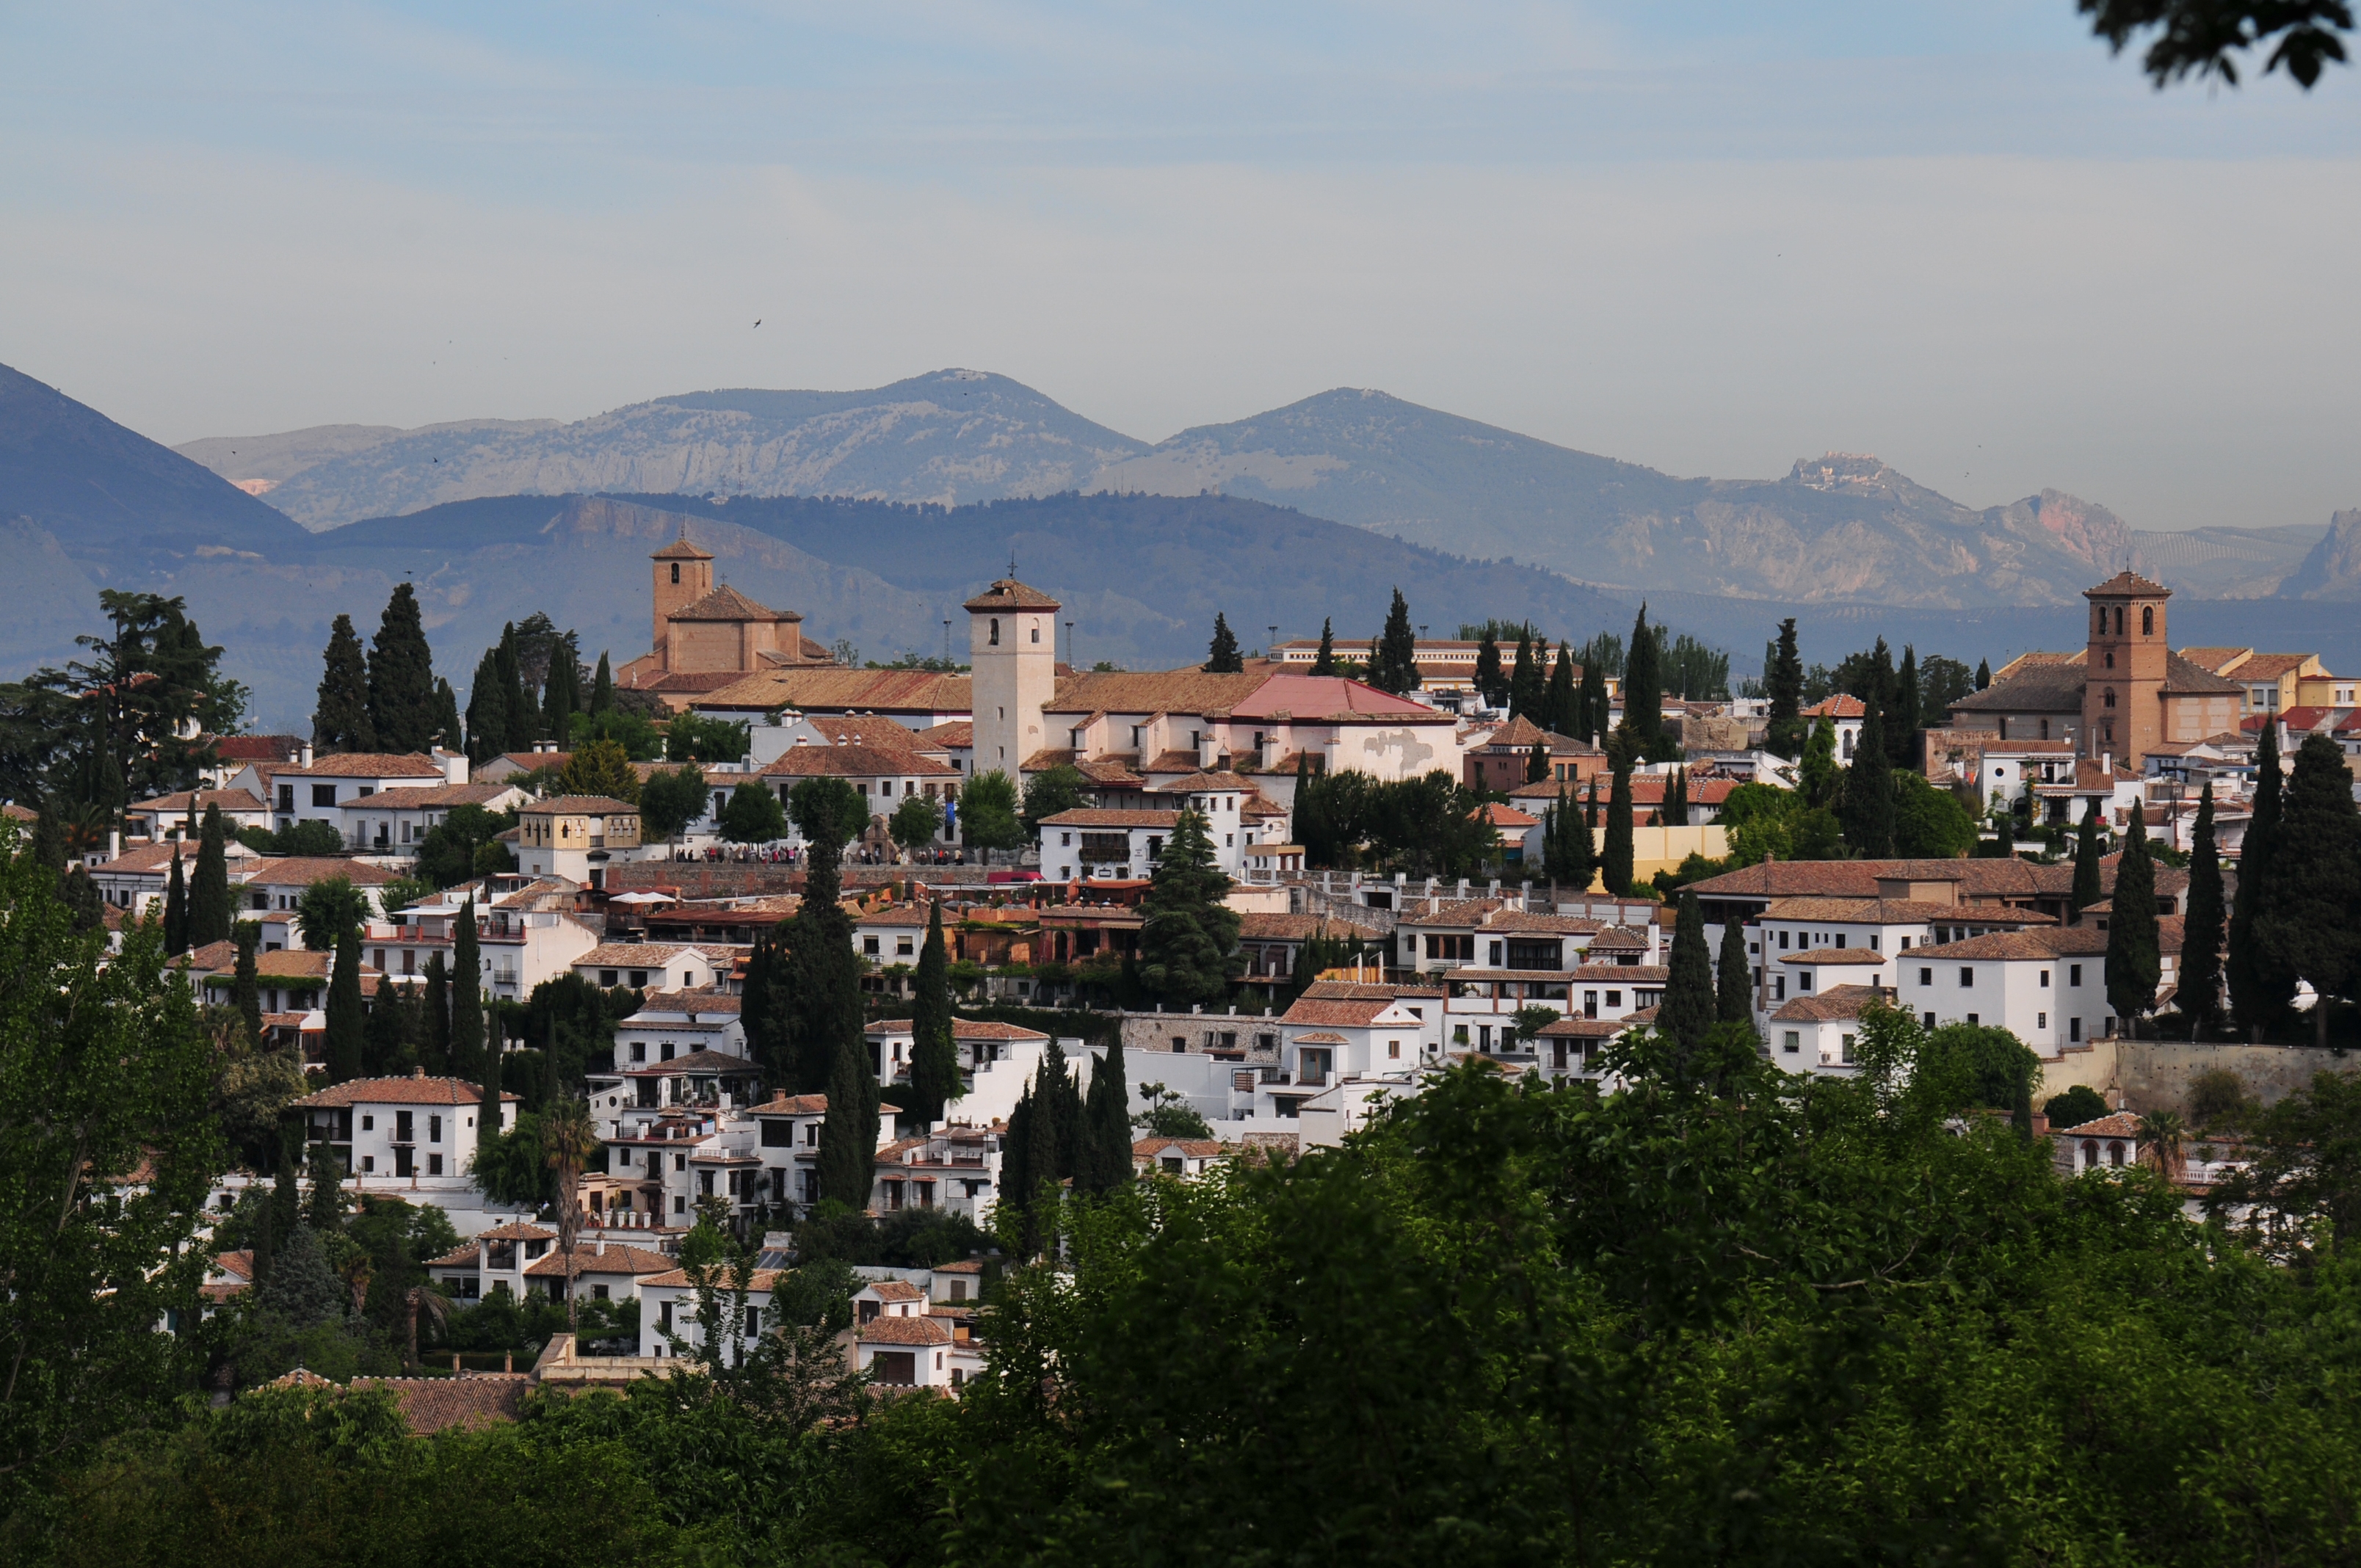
[4, 2, 2359, 531]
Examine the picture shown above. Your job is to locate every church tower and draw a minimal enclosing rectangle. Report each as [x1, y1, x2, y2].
[2081, 570, 2170, 770]
[650, 535, 714, 665]
[966, 577, 1062, 776]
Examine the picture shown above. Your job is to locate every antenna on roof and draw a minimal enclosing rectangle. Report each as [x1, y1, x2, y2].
[1007, 548, 1017, 578]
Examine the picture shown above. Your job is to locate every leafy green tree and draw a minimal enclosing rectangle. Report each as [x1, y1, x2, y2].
[1524, 739, 1548, 785]
[2106, 802, 2162, 1031]
[637, 763, 709, 843]
[363, 972, 416, 1076]
[1310, 617, 1335, 676]
[1133, 1080, 1214, 1139]
[817, 1029, 879, 1210]
[1138, 809, 1241, 1006]
[2180, 783, 2226, 1039]
[2210, 1070, 2361, 1263]
[303, 1138, 349, 1234]
[2256, 732, 2361, 1050]
[1765, 617, 1805, 758]
[1840, 702, 1895, 857]
[1602, 746, 1635, 896]
[1655, 891, 1716, 1066]
[497, 621, 536, 752]
[540, 647, 581, 750]
[718, 780, 787, 845]
[570, 707, 665, 761]
[2072, 796, 2107, 919]
[559, 738, 639, 803]
[2230, 719, 2299, 1037]
[663, 711, 749, 763]
[324, 927, 366, 1084]
[366, 583, 438, 755]
[959, 769, 1025, 865]
[1976, 656, 1992, 689]
[162, 851, 189, 957]
[431, 676, 462, 752]
[1893, 772, 1978, 857]
[416, 802, 512, 887]
[1717, 911, 1753, 1023]
[312, 613, 377, 754]
[2042, 1083, 2108, 1128]
[190, 804, 232, 948]
[904, 901, 958, 1129]
[468, 1111, 553, 1208]
[1204, 612, 1243, 674]
[785, 777, 866, 1096]
[255, 1221, 344, 1330]
[2083, 0, 2353, 89]
[1020, 763, 1089, 837]
[1367, 588, 1419, 695]
[293, 874, 368, 955]
[0, 843, 220, 1495]
[1798, 716, 1839, 809]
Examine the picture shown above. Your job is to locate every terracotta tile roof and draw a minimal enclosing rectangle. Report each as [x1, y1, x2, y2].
[800, 715, 925, 750]
[1039, 807, 1182, 829]
[1136, 1137, 1228, 1158]
[340, 783, 517, 810]
[93, 840, 247, 875]
[1781, 948, 1891, 965]
[279, 752, 445, 779]
[1688, 858, 2075, 903]
[473, 1222, 557, 1241]
[1950, 656, 2087, 715]
[1395, 896, 1508, 924]
[864, 1279, 926, 1302]
[1299, 979, 1442, 1001]
[1562, 963, 1669, 982]
[2058, 1111, 2143, 1138]
[215, 733, 308, 761]
[1905, 931, 2064, 961]
[126, 788, 269, 816]
[1761, 896, 2056, 926]
[292, 1076, 519, 1108]
[426, 1242, 483, 1267]
[578, 942, 719, 968]
[352, 1376, 531, 1432]
[1586, 925, 1653, 948]
[652, 535, 714, 560]
[2085, 570, 2172, 599]
[1150, 770, 1262, 794]
[1802, 694, 1867, 718]
[1040, 670, 1269, 720]
[1487, 911, 1606, 935]
[668, 583, 798, 623]
[2162, 653, 2244, 696]
[748, 1093, 829, 1115]
[963, 577, 1062, 611]
[523, 1243, 677, 1278]
[856, 1314, 953, 1346]
[950, 1018, 1050, 1041]
[1280, 998, 1401, 1027]
[923, 720, 973, 748]
[696, 667, 973, 716]
[1769, 984, 1890, 1022]
[2231, 652, 2312, 680]
[640, 1266, 786, 1291]
[1289, 1029, 1352, 1045]
[762, 744, 956, 779]
[1479, 802, 1538, 829]
[628, 989, 743, 1017]
[520, 795, 637, 815]
[1223, 673, 1438, 722]
[1236, 912, 1385, 942]
[1535, 1017, 1625, 1038]
[621, 1048, 758, 1077]
[244, 856, 402, 888]
[2176, 647, 2252, 673]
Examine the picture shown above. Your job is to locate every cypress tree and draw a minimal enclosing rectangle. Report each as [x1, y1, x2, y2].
[1474, 630, 1504, 709]
[304, 1139, 348, 1234]
[1545, 639, 1579, 736]
[366, 583, 438, 754]
[1975, 657, 1992, 691]
[1204, 613, 1244, 674]
[231, 921, 264, 1044]
[162, 852, 189, 957]
[451, 899, 484, 1086]
[2071, 797, 2106, 920]
[431, 678, 463, 754]
[590, 652, 614, 715]
[786, 777, 866, 1093]
[1081, 1045, 1131, 1195]
[1840, 705, 1895, 858]
[741, 932, 779, 1086]
[1003, 1086, 1034, 1219]
[904, 901, 959, 1129]
[1037, 1037, 1083, 1182]
[1717, 910, 1753, 1023]
[1665, 766, 1689, 827]
[2256, 732, 2361, 1050]
[313, 614, 377, 753]
[1890, 645, 1921, 767]
[542, 646, 582, 747]
[1658, 891, 1716, 1070]
[268, 1125, 302, 1266]
[1310, 619, 1336, 676]
[1023, 1067, 1060, 1249]
[816, 1026, 879, 1209]
[1603, 749, 1635, 896]
[1575, 650, 1609, 747]
[1623, 605, 1664, 760]
[1545, 785, 1595, 893]
[2229, 721, 2297, 1038]
[1586, 777, 1600, 830]
[2180, 784, 2225, 1039]
[1766, 617, 1805, 758]
[190, 805, 232, 948]
[1370, 589, 1419, 695]
[1139, 809, 1242, 1006]
[364, 978, 416, 1077]
[324, 926, 366, 1083]
[1508, 629, 1539, 719]
[465, 647, 507, 763]
[1526, 741, 1549, 785]
[2105, 802, 2160, 1033]
[420, 951, 451, 1075]
[496, 623, 534, 749]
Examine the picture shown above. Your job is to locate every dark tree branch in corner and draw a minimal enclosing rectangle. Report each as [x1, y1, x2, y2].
[2080, 0, 2352, 87]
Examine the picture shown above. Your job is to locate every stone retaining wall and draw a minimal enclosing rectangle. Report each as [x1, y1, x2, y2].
[2032, 1037, 2359, 1116]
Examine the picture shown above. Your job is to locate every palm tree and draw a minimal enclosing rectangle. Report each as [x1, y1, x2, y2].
[405, 1283, 452, 1370]
[2139, 1108, 2188, 1183]
[541, 1097, 601, 1332]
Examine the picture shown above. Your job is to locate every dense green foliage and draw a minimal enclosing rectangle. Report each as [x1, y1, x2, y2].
[904, 901, 958, 1128]
[1136, 809, 1241, 1006]
[2182, 784, 2226, 1038]
[313, 613, 377, 753]
[2255, 733, 2361, 1048]
[1366, 587, 1419, 694]
[1203, 611, 1243, 674]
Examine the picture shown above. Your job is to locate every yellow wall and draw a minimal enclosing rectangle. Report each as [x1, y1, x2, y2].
[1559, 825, 1730, 891]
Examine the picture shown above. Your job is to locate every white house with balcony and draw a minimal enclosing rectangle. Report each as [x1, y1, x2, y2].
[384, 876, 601, 1003]
[226, 748, 463, 839]
[517, 795, 645, 888]
[573, 942, 744, 995]
[239, 857, 403, 952]
[286, 1072, 526, 1235]
[338, 781, 525, 857]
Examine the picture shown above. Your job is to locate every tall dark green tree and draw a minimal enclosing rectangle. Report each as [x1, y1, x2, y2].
[1525, 741, 1548, 785]
[1664, 766, 1689, 827]
[740, 932, 781, 1085]
[1081, 1046, 1132, 1196]
[783, 777, 866, 1093]
[1204, 614, 1244, 675]
[1574, 651, 1609, 746]
[1657, 891, 1716, 1069]
[324, 927, 366, 1084]
[590, 652, 614, 715]
[1717, 912, 1753, 1024]
[2230, 721, 2297, 1038]
[1310, 619, 1336, 676]
[464, 647, 507, 763]
[2072, 797, 2107, 920]
[2257, 732, 2361, 1050]
[366, 583, 438, 755]
[496, 623, 535, 751]
[1975, 656, 1992, 690]
[162, 852, 189, 957]
[420, 951, 451, 1075]
[451, 899, 484, 1089]
[189, 805, 232, 949]
[1766, 617, 1805, 758]
[903, 901, 958, 1129]
[1622, 604, 1664, 761]
[1511, 628, 1548, 717]
[1603, 748, 1636, 896]
[2180, 785, 2224, 1039]
[816, 1022, 879, 1210]
[1473, 631, 1505, 709]
[430, 678, 463, 754]
[541, 647, 582, 745]
[1840, 705, 1895, 858]
[313, 614, 377, 753]
[1544, 641, 1579, 737]
[231, 921, 264, 1044]
[2105, 802, 2161, 1033]
[1368, 589, 1419, 695]
[1889, 645, 1922, 767]
[1138, 809, 1241, 1006]
[1542, 786, 1595, 892]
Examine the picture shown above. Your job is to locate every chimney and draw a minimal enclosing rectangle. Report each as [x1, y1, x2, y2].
[107, 830, 120, 860]
[412, 1065, 424, 1078]
[300, 741, 314, 769]
[438, 749, 469, 787]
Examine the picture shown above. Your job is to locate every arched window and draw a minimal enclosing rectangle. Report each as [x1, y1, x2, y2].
[2108, 1141, 2126, 1167]
[1030, 624, 1040, 644]
[2114, 606, 2125, 636]
[671, 563, 681, 585]
[2104, 650, 2114, 669]
[2095, 606, 2106, 636]
[2142, 606, 2154, 635]
[2103, 687, 2117, 708]
[989, 618, 1001, 647]
[2082, 1139, 2100, 1169]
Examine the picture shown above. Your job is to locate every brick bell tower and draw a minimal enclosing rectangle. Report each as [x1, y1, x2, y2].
[650, 534, 714, 667]
[2081, 570, 2171, 770]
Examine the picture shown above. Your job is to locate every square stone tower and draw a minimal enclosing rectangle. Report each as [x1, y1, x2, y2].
[2081, 570, 2171, 769]
[651, 535, 714, 654]
[965, 577, 1062, 777]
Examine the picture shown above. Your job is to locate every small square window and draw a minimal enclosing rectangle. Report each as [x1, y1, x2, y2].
[1959, 968, 1975, 987]
[1918, 968, 1932, 987]
[360, 1155, 374, 1172]
[361, 1115, 374, 1131]
[1781, 1031, 1799, 1053]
